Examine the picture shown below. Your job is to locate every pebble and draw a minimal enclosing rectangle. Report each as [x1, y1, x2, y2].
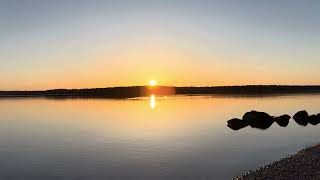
[234, 145, 320, 180]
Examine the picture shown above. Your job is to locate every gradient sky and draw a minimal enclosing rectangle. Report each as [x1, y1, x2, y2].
[1, 0, 320, 90]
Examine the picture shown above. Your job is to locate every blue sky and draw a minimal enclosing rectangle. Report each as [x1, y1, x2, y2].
[1, 0, 320, 90]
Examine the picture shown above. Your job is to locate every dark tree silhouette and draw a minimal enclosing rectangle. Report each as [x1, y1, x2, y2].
[1, 85, 320, 98]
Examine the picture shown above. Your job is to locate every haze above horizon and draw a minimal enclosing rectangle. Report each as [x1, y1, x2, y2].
[1, 0, 320, 90]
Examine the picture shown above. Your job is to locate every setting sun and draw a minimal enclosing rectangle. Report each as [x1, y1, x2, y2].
[149, 80, 157, 86]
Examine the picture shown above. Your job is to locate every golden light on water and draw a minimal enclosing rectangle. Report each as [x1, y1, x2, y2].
[150, 94, 156, 109]
[149, 80, 157, 86]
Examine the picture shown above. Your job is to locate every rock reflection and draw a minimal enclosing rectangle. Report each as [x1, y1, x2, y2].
[227, 110, 320, 131]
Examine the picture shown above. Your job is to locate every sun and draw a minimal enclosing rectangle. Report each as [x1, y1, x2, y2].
[149, 80, 157, 86]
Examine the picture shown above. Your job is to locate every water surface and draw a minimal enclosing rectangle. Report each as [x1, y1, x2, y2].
[0, 94, 320, 179]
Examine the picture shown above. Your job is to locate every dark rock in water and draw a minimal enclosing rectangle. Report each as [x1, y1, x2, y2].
[274, 114, 291, 127]
[227, 118, 249, 130]
[243, 111, 274, 129]
[293, 110, 308, 119]
[293, 110, 309, 126]
[308, 114, 320, 125]
[243, 110, 272, 122]
[249, 119, 274, 129]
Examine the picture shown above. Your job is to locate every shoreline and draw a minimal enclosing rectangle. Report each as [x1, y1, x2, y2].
[1, 92, 320, 100]
[235, 144, 320, 180]
[1, 85, 320, 99]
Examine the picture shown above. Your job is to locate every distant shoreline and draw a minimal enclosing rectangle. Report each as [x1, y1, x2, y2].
[1, 85, 320, 99]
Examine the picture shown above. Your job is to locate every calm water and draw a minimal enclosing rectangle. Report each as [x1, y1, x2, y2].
[0, 94, 320, 180]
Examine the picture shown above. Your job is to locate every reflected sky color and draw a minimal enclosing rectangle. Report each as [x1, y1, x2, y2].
[1, 0, 320, 90]
[1, 95, 320, 179]
[150, 94, 156, 109]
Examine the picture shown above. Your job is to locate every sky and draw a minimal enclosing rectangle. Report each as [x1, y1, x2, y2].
[1, 0, 320, 90]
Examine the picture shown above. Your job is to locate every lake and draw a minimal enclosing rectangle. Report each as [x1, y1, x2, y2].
[0, 94, 320, 180]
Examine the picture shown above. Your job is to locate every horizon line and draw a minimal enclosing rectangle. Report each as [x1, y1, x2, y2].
[2, 84, 320, 92]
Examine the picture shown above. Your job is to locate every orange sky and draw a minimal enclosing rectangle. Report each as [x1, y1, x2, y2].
[1, 1, 320, 90]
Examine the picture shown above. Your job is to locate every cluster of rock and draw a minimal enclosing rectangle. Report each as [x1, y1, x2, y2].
[293, 110, 320, 126]
[227, 110, 320, 130]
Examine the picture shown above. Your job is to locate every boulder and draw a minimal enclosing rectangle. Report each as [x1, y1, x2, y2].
[243, 111, 274, 129]
[243, 110, 272, 122]
[249, 119, 274, 129]
[293, 110, 309, 126]
[308, 114, 320, 125]
[274, 114, 291, 127]
[227, 118, 249, 130]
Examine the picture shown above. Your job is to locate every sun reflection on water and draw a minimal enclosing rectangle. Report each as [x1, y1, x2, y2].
[150, 94, 156, 109]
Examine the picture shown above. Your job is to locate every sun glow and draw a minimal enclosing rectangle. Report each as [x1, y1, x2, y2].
[150, 94, 156, 109]
[149, 80, 157, 86]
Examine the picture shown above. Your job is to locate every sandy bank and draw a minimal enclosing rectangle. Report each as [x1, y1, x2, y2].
[235, 144, 320, 180]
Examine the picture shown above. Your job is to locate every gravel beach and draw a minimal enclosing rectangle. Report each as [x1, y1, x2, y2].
[235, 144, 320, 180]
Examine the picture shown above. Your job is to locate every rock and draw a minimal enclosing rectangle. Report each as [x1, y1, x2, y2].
[227, 118, 249, 130]
[250, 119, 274, 129]
[293, 110, 309, 126]
[243, 111, 274, 129]
[308, 114, 320, 125]
[274, 114, 291, 127]
[243, 110, 272, 122]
